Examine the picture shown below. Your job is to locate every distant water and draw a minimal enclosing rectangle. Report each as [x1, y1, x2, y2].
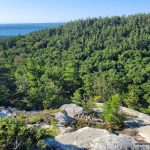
[0, 23, 64, 36]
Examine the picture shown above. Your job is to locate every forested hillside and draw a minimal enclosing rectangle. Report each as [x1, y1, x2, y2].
[0, 14, 150, 113]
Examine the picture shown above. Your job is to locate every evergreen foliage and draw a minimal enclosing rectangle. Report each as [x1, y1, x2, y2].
[0, 118, 52, 150]
[102, 94, 124, 128]
[0, 14, 150, 113]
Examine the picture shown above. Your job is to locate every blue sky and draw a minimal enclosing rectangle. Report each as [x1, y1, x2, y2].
[0, 0, 150, 23]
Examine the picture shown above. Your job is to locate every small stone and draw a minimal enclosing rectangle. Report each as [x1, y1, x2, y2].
[41, 124, 52, 129]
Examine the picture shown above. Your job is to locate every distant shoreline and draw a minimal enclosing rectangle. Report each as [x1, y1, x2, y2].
[0, 23, 64, 36]
[0, 22, 65, 25]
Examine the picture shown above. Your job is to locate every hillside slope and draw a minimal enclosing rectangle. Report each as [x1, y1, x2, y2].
[0, 14, 150, 113]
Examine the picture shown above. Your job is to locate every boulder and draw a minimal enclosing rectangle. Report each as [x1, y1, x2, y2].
[120, 107, 150, 124]
[0, 109, 12, 118]
[55, 112, 73, 127]
[55, 127, 109, 149]
[124, 117, 149, 128]
[95, 103, 150, 124]
[0, 107, 19, 118]
[91, 134, 135, 150]
[137, 126, 150, 143]
[60, 104, 83, 118]
[55, 127, 150, 150]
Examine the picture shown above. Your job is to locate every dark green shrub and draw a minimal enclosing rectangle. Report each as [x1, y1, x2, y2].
[0, 118, 55, 150]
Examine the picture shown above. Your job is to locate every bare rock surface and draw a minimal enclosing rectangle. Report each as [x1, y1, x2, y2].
[95, 103, 150, 124]
[44, 137, 85, 150]
[55, 127, 150, 150]
[124, 117, 150, 128]
[58, 126, 74, 134]
[55, 111, 73, 127]
[137, 126, 150, 143]
[91, 134, 135, 150]
[60, 104, 83, 117]
[120, 107, 150, 124]
[55, 127, 109, 148]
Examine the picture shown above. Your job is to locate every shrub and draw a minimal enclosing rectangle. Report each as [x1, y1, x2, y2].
[0, 118, 38, 150]
[0, 118, 56, 150]
[101, 94, 124, 129]
[83, 99, 95, 113]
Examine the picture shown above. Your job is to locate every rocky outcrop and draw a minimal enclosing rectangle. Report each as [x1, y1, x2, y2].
[120, 107, 150, 124]
[0, 107, 39, 118]
[1, 104, 150, 150]
[95, 103, 150, 124]
[124, 117, 150, 128]
[60, 104, 83, 118]
[45, 126, 150, 150]
[55, 127, 150, 150]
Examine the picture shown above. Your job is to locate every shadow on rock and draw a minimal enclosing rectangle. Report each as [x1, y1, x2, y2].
[44, 137, 87, 150]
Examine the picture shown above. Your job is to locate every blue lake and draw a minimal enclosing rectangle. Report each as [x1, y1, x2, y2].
[0, 23, 64, 36]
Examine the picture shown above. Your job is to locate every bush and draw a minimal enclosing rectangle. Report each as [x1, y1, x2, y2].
[0, 118, 56, 150]
[0, 118, 37, 150]
[101, 94, 124, 129]
[83, 99, 95, 113]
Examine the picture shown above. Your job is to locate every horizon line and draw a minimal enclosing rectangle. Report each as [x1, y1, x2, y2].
[0, 13, 149, 24]
[0, 22, 66, 25]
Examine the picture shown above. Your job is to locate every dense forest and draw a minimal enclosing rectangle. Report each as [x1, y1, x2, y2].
[0, 14, 150, 114]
